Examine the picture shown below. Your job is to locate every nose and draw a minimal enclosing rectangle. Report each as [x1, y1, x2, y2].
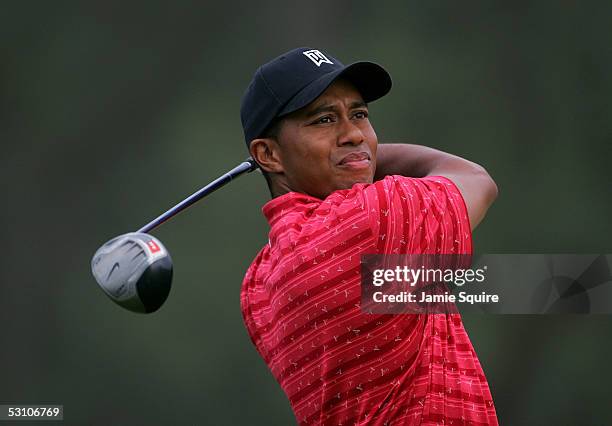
[337, 117, 365, 146]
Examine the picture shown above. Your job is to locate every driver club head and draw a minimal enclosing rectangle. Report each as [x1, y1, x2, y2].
[91, 232, 173, 313]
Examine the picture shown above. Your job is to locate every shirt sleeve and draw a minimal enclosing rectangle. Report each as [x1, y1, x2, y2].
[359, 175, 473, 255]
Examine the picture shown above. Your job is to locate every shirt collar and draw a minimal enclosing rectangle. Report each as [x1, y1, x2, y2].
[262, 192, 322, 227]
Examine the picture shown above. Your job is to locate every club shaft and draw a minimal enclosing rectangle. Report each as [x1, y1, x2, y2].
[138, 158, 258, 233]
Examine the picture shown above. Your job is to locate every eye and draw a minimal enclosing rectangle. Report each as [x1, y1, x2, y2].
[313, 115, 334, 125]
[353, 110, 369, 119]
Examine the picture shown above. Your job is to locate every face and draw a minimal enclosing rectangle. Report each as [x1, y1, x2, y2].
[272, 79, 378, 200]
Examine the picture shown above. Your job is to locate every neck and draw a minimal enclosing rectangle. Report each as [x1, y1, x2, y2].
[270, 178, 292, 199]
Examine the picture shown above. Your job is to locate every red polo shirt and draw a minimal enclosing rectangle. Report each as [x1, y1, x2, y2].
[241, 175, 497, 425]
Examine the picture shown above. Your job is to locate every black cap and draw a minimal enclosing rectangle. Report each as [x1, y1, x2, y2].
[240, 47, 392, 147]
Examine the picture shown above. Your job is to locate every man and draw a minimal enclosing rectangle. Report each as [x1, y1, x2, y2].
[240, 47, 498, 425]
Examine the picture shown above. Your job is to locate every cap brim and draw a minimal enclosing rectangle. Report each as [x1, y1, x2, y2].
[278, 61, 392, 117]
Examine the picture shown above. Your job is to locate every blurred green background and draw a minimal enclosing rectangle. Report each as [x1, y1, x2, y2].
[1, 1, 611, 425]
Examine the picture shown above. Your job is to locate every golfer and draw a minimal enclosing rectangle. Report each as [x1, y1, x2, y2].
[240, 47, 498, 425]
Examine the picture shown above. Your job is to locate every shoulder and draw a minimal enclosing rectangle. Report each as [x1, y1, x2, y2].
[315, 175, 463, 226]
[355, 175, 472, 253]
[363, 174, 464, 199]
[360, 175, 468, 215]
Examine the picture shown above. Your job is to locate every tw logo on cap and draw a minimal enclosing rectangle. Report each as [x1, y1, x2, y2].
[303, 49, 333, 67]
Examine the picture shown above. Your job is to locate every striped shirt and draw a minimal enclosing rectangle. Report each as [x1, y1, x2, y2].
[241, 175, 498, 425]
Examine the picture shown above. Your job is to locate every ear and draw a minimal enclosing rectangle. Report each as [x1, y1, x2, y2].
[249, 138, 284, 174]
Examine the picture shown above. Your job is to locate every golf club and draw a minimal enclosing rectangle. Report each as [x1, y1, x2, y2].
[91, 157, 259, 313]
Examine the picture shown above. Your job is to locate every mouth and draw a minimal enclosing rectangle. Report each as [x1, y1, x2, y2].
[337, 152, 371, 170]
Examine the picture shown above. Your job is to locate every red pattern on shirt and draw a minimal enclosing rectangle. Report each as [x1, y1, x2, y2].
[241, 175, 498, 425]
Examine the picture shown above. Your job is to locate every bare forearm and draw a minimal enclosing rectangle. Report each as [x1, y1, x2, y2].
[374, 143, 480, 179]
